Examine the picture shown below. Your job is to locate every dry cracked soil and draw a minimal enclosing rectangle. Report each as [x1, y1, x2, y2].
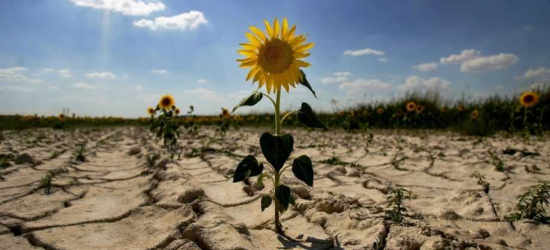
[0, 127, 549, 250]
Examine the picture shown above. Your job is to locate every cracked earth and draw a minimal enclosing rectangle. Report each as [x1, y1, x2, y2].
[0, 127, 549, 250]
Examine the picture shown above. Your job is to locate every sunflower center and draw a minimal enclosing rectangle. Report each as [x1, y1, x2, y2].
[258, 39, 293, 74]
[162, 98, 172, 106]
[523, 95, 534, 103]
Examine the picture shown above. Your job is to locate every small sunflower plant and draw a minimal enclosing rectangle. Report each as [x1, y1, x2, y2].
[509, 91, 543, 136]
[149, 95, 182, 158]
[183, 105, 199, 137]
[233, 18, 327, 234]
[217, 108, 231, 137]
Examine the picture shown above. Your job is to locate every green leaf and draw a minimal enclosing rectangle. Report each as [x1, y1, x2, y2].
[259, 133, 294, 172]
[233, 155, 264, 182]
[289, 193, 296, 207]
[292, 155, 314, 187]
[275, 185, 291, 211]
[257, 173, 266, 186]
[298, 70, 316, 98]
[297, 103, 328, 131]
[232, 91, 263, 113]
[261, 195, 272, 212]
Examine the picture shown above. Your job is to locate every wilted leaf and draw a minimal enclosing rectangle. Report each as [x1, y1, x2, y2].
[232, 91, 263, 113]
[261, 195, 272, 212]
[292, 155, 314, 187]
[297, 103, 327, 130]
[275, 185, 291, 211]
[299, 70, 316, 98]
[233, 155, 264, 182]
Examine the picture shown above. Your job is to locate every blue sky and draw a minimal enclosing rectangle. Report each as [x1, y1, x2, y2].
[1, 0, 549, 117]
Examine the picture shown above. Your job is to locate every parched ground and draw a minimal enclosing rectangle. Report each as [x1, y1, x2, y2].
[0, 127, 549, 250]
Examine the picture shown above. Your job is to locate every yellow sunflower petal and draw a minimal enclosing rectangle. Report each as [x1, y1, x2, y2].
[272, 18, 280, 39]
[292, 38, 308, 48]
[281, 18, 289, 39]
[238, 49, 257, 57]
[249, 26, 266, 41]
[246, 33, 261, 46]
[295, 60, 311, 67]
[293, 52, 310, 58]
[264, 20, 273, 39]
[282, 79, 290, 92]
[238, 58, 257, 68]
[239, 43, 258, 50]
[246, 66, 260, 81]
[295, 43, 315, 52]
[285, 25, 296, 40]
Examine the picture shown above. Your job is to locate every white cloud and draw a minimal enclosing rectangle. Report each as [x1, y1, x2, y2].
[412, 62, 437, 72]
[398, 76, 450, 91]
[58, 68, 72, 78]
[0, 86, 33, 92]
[42, 68, 55, 73]
[440, 49, 481, 65]
[0, 67, 26, 74]
[197, 79, 207, 84]
[379, 58, 388, 62]
[516, 67, 550, 81]
[460, 53, 518, 73]
[343, 48, 385, 57]
[339, 79, 391, 95]
[69, 0, 165, 16]
[73, 82, 96, 89]
[27, 79, 44, 84]
[184, 88, 221, 101]
[151, 69, 168, 74]
[321, 72, 352, 84]
[135, 85, 143, 90]
[86, 71, 116, 79]
[134, 11, 207, 31]
[136, 94, 160, 102]
[48, 86, 60, 90]
[0, 67, 27, 81]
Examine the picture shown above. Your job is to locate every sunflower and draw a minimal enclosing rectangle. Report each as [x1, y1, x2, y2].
[237, 18, 314, 93]
[396, 109, 404, 116]
[175, 108, 180, 115]
[158, 95, 175, 110]
[442, 106, 449, 113]
[377, 108, 384, 114]
[221, 108, 230, 118]
[147, 107, 155, 116]
[416, 105, 425, 114]
[519, 91, 539, 108]
[471, 109, 479, 120]
[458, 104, 465, 112]
[348, 111, 355, 117]
[406, 102, 416, 112]
[362, 110, 368, 116]
[58, 114, 65, 120]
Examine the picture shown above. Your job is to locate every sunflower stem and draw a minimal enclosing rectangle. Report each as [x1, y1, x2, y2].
[262, 93, 277, 111]
[273, 87, 283, 234]
[275, 89, 282, 136]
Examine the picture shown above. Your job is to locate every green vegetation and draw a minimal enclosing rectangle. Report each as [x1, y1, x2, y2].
[487, 150, 505, 172]
[40, 172, 55, 195]
[385, 187, 414, 224]
[471, 172, 490, 193]
[2, 87, 548, 136]
[506, 181, 550, 224]
[72, 144, 86, 162]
